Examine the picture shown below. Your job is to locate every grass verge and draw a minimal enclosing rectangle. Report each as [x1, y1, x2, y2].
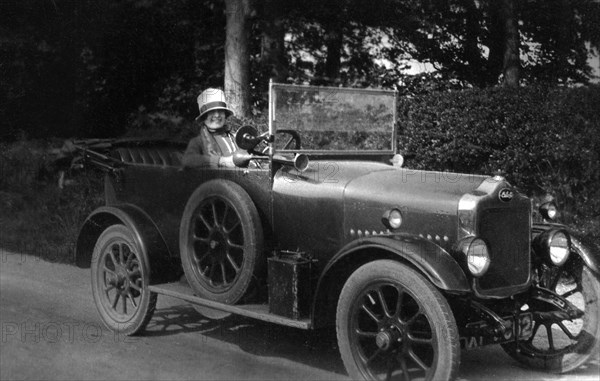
[0, 139, 103, 263]
[0, 138, 597, 263]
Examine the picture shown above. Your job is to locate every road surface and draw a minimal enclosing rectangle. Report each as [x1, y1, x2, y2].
[1, 251, 598, 380]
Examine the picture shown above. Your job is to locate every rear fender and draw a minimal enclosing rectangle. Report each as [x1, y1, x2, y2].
[534, 223, 600, 276]
[75, 205, 179, 284]
[311, 235, 470, 327]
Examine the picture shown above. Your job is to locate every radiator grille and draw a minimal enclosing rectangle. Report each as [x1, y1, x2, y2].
[476, 207, 530, 294]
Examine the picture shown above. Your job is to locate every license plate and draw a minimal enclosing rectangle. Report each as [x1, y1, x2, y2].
[462, 313, 534, 349]
[502, 312, 534, 341]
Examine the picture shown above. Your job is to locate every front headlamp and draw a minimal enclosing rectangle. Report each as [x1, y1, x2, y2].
[549, 231, 570, 266]
[539, 202, 558, 221]
[458, 237, 490, 277]
[534, 229, 571, 266]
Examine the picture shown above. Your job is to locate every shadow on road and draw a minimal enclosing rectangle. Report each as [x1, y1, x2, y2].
[144, 303, 600, 380]
[144, 304, 347, 376]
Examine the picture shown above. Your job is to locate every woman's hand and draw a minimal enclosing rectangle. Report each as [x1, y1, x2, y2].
[218, 155, 236, 168]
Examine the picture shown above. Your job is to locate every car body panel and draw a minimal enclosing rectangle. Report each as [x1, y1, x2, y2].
[72, 85, 554, 322]
[75, 204, 178, 284]
[272, 160, 391, 263]
[272, 160, 488, 254]
[343, 168, 487, 250]
[106, 165, 272, 258]
[88, 152, 536, 300]
[323, 235, 471, 291]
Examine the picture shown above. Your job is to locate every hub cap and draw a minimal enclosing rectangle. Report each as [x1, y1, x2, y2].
[100, 241, 143, 320]
[191, 197, 245, 291]
[350, 283, 436, 380]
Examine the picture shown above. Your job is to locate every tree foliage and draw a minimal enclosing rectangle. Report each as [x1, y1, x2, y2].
[399, 84, 600, 233]
[1, 0, 599, 138]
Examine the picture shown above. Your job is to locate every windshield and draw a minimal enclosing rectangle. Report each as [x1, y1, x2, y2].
[269, 83, 396, 154]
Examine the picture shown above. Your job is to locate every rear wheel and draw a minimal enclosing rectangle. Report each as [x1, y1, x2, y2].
[502, 256, 600, 373]
[336, 260, 460, 381]
[91, 225, 156, 335]
[179, 180, 264, 304]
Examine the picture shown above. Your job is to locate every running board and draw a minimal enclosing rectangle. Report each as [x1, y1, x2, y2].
[148, 282, 312, 330]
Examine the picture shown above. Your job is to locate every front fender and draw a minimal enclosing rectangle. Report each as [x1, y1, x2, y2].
[533, 222, 600, 276]
[310, 235, 470, 327]
[75, 204, 179, 284]
[320, 235, 470, 293]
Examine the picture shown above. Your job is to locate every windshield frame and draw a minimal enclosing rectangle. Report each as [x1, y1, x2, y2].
[268, 81, 397, 156]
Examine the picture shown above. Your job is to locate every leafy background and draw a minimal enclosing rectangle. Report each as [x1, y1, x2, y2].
[399, 84, 600, 239]
[1, 0, 599, 260]
[2, 84, 599, 262]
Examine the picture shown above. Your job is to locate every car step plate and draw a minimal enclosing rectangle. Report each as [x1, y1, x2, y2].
[148, 282, 312, 330]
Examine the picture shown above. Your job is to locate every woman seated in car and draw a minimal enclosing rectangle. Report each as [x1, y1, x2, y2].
[182, 88, 237, 168]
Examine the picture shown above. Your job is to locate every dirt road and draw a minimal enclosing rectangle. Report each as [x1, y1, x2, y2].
[1, 251, 598, 380]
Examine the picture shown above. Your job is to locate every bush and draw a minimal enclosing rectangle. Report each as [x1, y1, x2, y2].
[2, 84, 597, 261]
[0, 139, 103, 262]
[398, 84, 600, 241]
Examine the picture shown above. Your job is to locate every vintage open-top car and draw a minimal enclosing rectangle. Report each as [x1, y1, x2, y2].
[72, 83, 600, 381]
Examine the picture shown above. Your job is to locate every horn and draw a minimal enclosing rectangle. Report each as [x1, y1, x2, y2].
[235, 125, 265, 151]
[232, 151, 256, 167]
[233, 147, 309, 172]
[273, 154, 309, 172]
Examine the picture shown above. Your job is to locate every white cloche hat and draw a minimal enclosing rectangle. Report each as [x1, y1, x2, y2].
[196, 88, 234, 121]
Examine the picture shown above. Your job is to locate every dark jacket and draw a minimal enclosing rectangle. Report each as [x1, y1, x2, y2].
[182, 125, 237, 167]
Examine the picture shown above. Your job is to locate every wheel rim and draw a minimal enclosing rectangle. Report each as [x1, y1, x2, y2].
[350, 282, 436, 381]
[189, 196, 245, 293]
[518, 261, 597, 359]
[97, 238, 144, 322]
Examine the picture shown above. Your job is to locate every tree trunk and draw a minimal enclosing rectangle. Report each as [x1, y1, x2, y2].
[554, 0, 573, 81]
[224, 0, 252, 118]
[260, 0, 288, 83]
[486, 0, 520, 87]
[500, 0, 520, 87]
[463, 0, 485, 87]
[485, 0, 503, 86]
[324, 19, 343, 83]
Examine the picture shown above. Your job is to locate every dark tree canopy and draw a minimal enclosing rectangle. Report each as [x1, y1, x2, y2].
[1, 0, 598, 138]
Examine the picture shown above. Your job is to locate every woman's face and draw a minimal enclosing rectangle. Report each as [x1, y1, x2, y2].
[204, 110, 227, 131]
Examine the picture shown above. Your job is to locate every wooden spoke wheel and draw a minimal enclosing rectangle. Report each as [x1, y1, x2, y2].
[337, 260, 459, 381]
[91, 225, 156, 335]
[180, 180, 264, 304]
[502, 255, 600, 373]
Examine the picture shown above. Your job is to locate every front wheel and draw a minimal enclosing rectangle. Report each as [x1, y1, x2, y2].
[91, 225, 156, 335]
[502, 256, 600, 373]
[336, 260, 460, 381]
[179, 179, 264, 304]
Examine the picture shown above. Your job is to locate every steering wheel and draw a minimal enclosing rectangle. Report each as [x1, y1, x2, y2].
[277, 129, 302, 150]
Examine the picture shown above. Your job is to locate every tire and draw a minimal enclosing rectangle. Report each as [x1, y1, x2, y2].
[179, 179, 264, 304]
[178, 275, 232, 320]
[191, 305, 232, 320]
[91, 225, 156, 335]
[336, 260, 460, 381]
[501, 254, 600, 373]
